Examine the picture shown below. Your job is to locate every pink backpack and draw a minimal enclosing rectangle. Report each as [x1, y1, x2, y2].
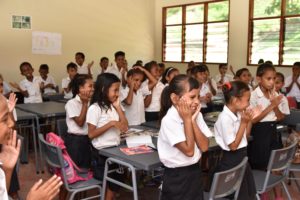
[46, 132, 93, 184]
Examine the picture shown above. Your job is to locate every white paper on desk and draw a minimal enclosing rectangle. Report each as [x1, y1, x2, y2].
[126, 135, 155, 149]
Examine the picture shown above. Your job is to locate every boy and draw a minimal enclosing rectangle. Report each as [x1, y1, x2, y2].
[99, 57, 109, 74]
[106, 51, 127, 86]
[10, 62, 42, 103]
[214, 63, 234, 89]
[75, 52, 93, 75]
[191, 64, 217, 114]
[62, 62, 77, 99]
[285, 62, 300, 108]
[38, 64, 57, 94]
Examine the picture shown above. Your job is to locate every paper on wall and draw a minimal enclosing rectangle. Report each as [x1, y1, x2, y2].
[32, 31, 62, 55]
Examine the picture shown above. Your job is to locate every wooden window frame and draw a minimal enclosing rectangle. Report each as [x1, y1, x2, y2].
[247, 0, 300, 67]
[162, 0, 230, 64]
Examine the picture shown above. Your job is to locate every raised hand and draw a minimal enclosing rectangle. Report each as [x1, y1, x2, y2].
[87, 61, 94, 69]
[270, 94, 283, 107]
[250, 105, 262, 119]
[112, 97, 121, 109]
[7, 93, 17, 113]
[241, 109, 254, 124]
[79, 90, 91, 104]
[176, 97, 192, 120]
[26, 175, 63, 200]
[192, 105, 201, 121]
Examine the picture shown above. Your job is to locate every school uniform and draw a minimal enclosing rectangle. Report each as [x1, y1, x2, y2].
[2, 81, 11, 95]
[248, 87, 288, 169]
[158, 106, 212, 200]
[65, 95, 91, 168]
[120, 84, 151, 126]
[214, 73, 234, 84]
[144, 80, 165, 121]
[214, 106, 256, 200]
[0, 166, 9, 200]
[105, 64, 126, 80]
[38, 75, 57, 94]
[77, 63, 89, 75]
[61, 76, 73, 99]
[284, 75, 300, 108]
[19, 76, 42, 104]
[199, 80, 217, 114]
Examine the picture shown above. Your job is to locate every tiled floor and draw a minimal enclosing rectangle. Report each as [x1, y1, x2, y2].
[17, 152, 300, 200]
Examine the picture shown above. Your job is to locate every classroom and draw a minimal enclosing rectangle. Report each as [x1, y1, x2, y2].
[0, 0, 300, 200]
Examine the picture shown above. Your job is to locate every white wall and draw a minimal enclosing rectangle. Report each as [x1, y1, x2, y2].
[0, 0, 155, 86]
[154, 0, 292, 78]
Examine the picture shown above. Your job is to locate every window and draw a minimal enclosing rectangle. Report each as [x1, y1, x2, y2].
[163, 0, 229, 63]
[248, 0, 300, 66]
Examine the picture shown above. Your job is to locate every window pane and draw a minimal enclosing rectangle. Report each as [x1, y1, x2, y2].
[185, 25, 203, 62]
[208, 1, 229, 22]
[206, 22, 228, 63]
[250, 19, 280, 65]
[166, 7, 182, 25]
[186, 5, 204, 23]
[286, 0, 300, 15]
[165, 26, 182, 62]
[283, 17, 300, 65]
[253, 0, 281, 18]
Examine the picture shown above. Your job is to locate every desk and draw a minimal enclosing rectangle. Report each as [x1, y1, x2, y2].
[42, 93, 64, 101]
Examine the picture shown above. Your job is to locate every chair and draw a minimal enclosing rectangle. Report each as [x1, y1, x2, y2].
[38, 134, 101, 200]
[252, 142, 297, 200]
[56, 118, 68, 138]
[204, 157, 248, 200]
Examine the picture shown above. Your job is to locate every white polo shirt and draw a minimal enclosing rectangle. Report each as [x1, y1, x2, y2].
[200, 80, 217, 108]
[144, 80, 165, 112]
[214, 106, 247, 151]
[105, 64, 125, 80]
[19, 76, 42, 104]
[77, 63, 89, 75]
[250, 87, 290, 122]
[65, 95, 88, 135]
[87, 103, 121, 149]
[284, 75, 300, 102]
[214, 73, 234, 84]
[2, 81, 11, 95]
[62, 76, 73, 99]
[158, 106, 212, 168]
[0, 167, 8, 200]
[38, 75, 57, 94]
[120, 85, 151, 126]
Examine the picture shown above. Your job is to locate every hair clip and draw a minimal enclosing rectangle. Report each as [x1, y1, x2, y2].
[224, 82, 232, 90]
[165, 67, 174, 77]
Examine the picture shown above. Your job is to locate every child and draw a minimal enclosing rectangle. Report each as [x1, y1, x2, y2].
[191, 65, 217, 114]
[0, 74, 12, 98]
[75, 52, 93, 75]
[158, 63, 165, 78]
[214, 81, 256, 200]
[106, 51, 127, 86]
[120, 68, 153, 126]
[87, 73, 128, 200]
[214, 63, 234, 89]
[158, 74, 211, 200]
[99, 57, 109, 74]
[38, 64, 57, 94]
[284, 62, 300, 108]
[161, 67, 179, 85]
[62, 62, 77, 99]
[0, 94, 62, 200]
[10, 62, 43, 104]
[65, 74, 94, 168]
[144, 61, 163, 121]
[235, 68, 253, 90]
[275, 72, 290, 116]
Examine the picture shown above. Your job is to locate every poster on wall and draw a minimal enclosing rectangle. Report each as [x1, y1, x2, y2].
[12, 15, 31, 29]
[32, 31, 62, 55]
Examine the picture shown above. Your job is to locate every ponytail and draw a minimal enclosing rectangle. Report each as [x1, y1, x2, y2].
[159, 86, 172, 123]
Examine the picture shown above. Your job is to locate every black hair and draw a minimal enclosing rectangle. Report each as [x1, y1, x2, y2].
[127, 68, 144, 78]
[222, 81, 250, 104]
[100, 57, 109, 62]
[235, 68, 250, 78]
[69, 74, 92, 97]
[256, 62, 275, 77]
[258, 59, 264, 65]
[161, 67, 179, 84]
[158, 63, 165, 69]
[191, 64, 208, 75]
[91, 73, 120, 112]
[135, 60, 143, 66]
[159, 74, 199, 122]
[144, 61, 158, 72]
[66, 62, 78, 71]
[276, 72, 285, 83]
[75, 52, 85, 59]
[19, 62, 33, 72]
[219, 63, 227, 69]
[39, 64, 49, 71]
[293, 62, 300, 68]
[114, 51, 125, 59]
[265, 60, 273, 65]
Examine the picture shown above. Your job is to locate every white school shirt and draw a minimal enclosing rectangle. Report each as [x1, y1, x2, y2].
[77, 63, 89, 75]
[158, 106, 212, 168]
[284, 75, 300, 102]
[143, 80, 165, 112]
[200, 80, 217, 108]
[250, 87, 290, 122]
[279, 94, 290, 115]
[87, 103, 121, 149]
[62, 77, 73, 99]
[105, 64, 126, 80]
[214, 106, 248, 151]
[65, 95, 88, 135]
[38, 75, 57, 94]
[2, 81, 11, 95]
[120, 85, 151, 126]
[19, 76, 42, 104]
[214, 73, 234, 84]
[0, 166, 8, 200]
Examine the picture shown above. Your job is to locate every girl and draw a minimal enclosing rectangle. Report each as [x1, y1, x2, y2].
[158, 75, 212, 200]
[65, 74, 94, 168]
[161, 67, 179, 85]
[87, 73, 128, 200]
[235, 68, 254, 90]
[144, 61, 165, 121]
[214, 81, 257, 200]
